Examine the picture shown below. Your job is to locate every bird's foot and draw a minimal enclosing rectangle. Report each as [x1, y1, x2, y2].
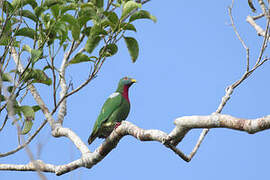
[114, 122, 122, 129]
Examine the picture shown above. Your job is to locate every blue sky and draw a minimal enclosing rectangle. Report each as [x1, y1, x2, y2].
[1, 0, 270, 179]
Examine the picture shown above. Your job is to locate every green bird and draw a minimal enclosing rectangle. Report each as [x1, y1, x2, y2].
[88, 77, 137, 145]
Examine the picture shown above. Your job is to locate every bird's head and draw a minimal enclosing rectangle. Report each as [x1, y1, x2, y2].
[116, 77, 136, 93]
[120, 77, 136, 86]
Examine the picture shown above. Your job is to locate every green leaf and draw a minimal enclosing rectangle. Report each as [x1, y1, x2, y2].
[61, 14, 80, 40]
[121, 1, 141, 20]
[44, 0, 64, 8]
[85, 24, 106, 54]
[124, 36, 139, 63]
[92, 0, 104, 8]
[20, 106, 35, 120]
[120, 23, 136, 32]
[54, 22, 68, 45]
[21, 120, 33, 134]
[1, 1, 14, 14]
[22, 69, 52, 85]
[0, 37, 20, 47]
[34, 6, 47, 17]
[32, 105, 41, 112]
[99, 44, 118, 57]
[90, 24, 107, 36]
[129, 10, 157, 23]
[12, 0, 38, 9]
[15, 27, 36, 39]
[69, 53, 92, 64]
[51, 4, 60, 18]
[22, 44, 32, 52]
[31, 70, 52, 85]
[82, 27, 92, 36]
[104, 11, 119, 24]
[22, 45, 43, 64]
[21, 10, 38, 22]
[0, 95, 6, 102]
[85, 36, 101, 54]
[30, 49, 43, 64]
[61, 3, 77, 15]
[7, 86, 15, 93]
[78, 4, 97, 26]
[1, 73, 13, 82]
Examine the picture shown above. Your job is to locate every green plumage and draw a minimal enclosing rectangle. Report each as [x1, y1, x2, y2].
[88, 77, 136, 145]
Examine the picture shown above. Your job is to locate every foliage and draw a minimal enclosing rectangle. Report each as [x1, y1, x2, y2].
[0, 0, 155, 135]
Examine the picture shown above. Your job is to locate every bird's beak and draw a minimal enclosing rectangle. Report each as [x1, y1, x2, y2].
[131, 79, 137, 83]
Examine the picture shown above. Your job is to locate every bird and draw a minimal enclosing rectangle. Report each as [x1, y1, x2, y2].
[88, 77, 136, 145]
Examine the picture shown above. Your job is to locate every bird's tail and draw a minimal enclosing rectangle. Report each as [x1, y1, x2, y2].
[88, 132, 97, 145]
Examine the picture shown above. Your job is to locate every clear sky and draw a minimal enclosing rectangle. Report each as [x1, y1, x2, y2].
[1, 0, 270, 179]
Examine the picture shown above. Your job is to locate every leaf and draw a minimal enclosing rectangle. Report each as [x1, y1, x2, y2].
[0, 37, 20, 47]
[22, 44, 32, 52]
[104, 11, 119, 24]
[1, 1, 14, 14]
[121, 1, 141, 20]
[248, 0, 256, 12]
[51, 4, 60, 18]
[22, 45, 43, 64]
[0, 95, 6, 102]
[21, 10, 38, 22]
[124, 36, 139, 63]
[99, 44, 118, 57]
[85, 36, 101, 54]
[129, 10, 157, 23]
[82, 27, 92, 36]
[32, 105, 41, 112]
[34, 6, 47, 17]
[85, 24, 106, 53]
[30, 49, 43, 64]
[90, 24, 107, 36]
[61, 14, 80, 40]
[20, 106, 35, 120]
[78, 4, 97, 26]
[44, 0, 64, 8]
[92, 0, 104, 8]
[15, 27, 36, 39]
[22, 69, 52, 85]
[21, 120, 33, 134]
[7, 86, 15, 93]
[69, 53, 92, 64]
[55, 22, 68, 45]
[61, 3, 77, 15]
[31, 70, 52, 85]
[12, 0, 38, 9]
[120, 23, 136, 32]
[1, 73, 13, 82]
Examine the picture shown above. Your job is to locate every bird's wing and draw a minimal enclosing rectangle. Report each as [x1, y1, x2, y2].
[88, 92, 123, 144]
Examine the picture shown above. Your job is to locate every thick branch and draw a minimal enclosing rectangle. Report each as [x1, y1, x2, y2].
[2, 114, 269, 175]
[173, 113, 270, 135]
[0, 121, 186, 175]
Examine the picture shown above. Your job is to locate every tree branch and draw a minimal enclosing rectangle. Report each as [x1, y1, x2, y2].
[57, 41, 75, 124]
[1, 115, 270, 175]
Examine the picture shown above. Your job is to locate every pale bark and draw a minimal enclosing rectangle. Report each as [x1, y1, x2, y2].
[1, 115, 270, 175]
